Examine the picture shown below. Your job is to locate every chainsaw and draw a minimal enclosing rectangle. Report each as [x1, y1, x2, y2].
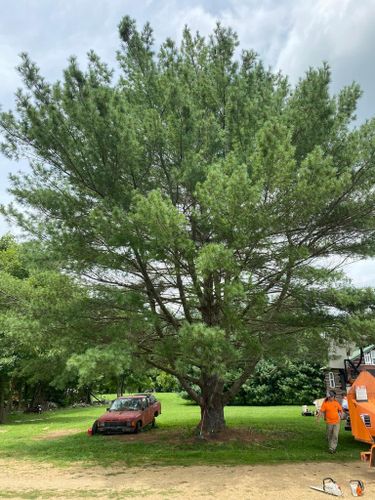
[310, 477, 343, 496]
[349, 480, 365, 497]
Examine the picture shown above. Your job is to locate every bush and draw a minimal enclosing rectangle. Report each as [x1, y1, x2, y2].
[232, 360, 325, 405]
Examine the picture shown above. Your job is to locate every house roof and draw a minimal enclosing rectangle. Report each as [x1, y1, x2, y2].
[323, 344, 375, 369]
[349, 345, 375, 361]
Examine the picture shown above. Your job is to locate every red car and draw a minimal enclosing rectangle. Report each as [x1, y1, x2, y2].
[92, 394, 161, 434]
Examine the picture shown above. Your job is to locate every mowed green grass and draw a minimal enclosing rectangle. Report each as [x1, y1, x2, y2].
[0, 393, 365, 467]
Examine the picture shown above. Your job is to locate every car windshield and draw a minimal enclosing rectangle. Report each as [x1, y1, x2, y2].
[110, 398, 142, 411]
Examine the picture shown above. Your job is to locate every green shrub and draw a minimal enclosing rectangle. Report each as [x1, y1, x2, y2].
[232, 360, 325, 405]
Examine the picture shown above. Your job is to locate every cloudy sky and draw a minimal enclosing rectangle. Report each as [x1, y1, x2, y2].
[1, 0, 375, 284]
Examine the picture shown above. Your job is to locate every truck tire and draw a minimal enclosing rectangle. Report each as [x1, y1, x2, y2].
[134, 421, 142, 434]
[92, 421, 98, 435]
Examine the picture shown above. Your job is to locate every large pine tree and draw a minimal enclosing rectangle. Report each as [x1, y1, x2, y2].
[2, 17, 375, 432]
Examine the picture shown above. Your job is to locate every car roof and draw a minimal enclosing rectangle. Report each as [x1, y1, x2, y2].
[115, 395, 146, 399]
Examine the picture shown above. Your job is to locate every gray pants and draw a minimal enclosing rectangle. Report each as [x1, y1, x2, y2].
[326, 423, 340, 451]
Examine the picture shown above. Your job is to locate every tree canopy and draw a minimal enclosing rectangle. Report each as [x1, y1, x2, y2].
[2, 17, 375, 431]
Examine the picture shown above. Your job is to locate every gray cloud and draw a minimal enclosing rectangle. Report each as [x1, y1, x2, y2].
[276, 0, 375, 122]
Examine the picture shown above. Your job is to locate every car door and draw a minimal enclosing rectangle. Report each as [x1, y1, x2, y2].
[148, 395, 159, 418]
[142, 397, 152, 425]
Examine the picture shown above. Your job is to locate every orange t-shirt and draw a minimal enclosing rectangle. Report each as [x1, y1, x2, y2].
[320, 400, 342, 424]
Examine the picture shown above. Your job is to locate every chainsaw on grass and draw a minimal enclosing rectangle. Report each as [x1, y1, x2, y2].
[310, 477, 344, 496]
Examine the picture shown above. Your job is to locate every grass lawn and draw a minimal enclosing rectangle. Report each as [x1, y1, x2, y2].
[0, 393, 365, 467]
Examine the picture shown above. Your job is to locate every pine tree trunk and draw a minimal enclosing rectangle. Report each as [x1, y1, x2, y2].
[199, 398, 225, 433]
[198, 375, 226, 434]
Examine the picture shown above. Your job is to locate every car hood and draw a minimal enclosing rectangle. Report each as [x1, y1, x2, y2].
[97, 410, 142, 422]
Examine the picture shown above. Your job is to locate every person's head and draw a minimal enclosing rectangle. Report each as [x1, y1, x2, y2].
[327, 390, 336, 400]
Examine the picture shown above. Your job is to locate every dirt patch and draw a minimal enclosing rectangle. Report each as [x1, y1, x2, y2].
[33, 429, 81, 440]
[105, 427, 268, 445]
[1, 459, 375, 499]
[201, 427, 270, 443]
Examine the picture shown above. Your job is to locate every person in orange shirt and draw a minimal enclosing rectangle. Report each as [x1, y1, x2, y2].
[317, 390, 343, 453]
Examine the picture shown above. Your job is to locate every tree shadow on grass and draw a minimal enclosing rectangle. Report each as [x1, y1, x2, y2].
[7, 408, 106, 426]
[6, 415, 98, 426]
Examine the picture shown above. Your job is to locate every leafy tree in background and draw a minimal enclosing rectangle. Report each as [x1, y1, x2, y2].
[0, 236, 83, 420]
[0, 235, 29, 422]
[0, 237, 107, 418]
[2, 17, 375, 432]
[152, 371, 180, 392]
[0, 236, 151, 417]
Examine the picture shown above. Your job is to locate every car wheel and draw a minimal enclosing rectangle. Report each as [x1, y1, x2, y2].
[151, 417, 156, 428]
[92, 421, 98, 435]
[134, 421, 142, 434]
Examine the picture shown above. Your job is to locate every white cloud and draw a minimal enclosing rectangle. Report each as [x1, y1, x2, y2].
[148, 0, 294, 66]
[0, 41, 20, 102]
[344, 260, 375, 288]
[276, 0, 375, 121]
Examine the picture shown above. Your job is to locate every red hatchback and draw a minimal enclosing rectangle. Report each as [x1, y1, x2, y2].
[92, 394, 161, 434]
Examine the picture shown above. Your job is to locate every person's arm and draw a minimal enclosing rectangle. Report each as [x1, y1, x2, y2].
[317, 402, 326, 420]
[338, 403, 343, 419]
